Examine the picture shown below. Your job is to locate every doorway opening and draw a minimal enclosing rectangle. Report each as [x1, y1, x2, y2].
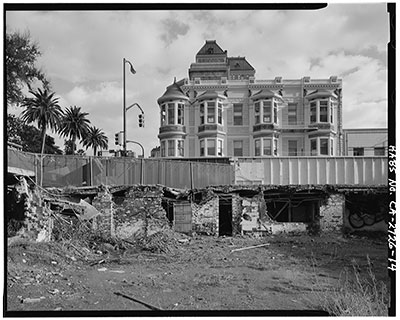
[219, 195, 232, 236]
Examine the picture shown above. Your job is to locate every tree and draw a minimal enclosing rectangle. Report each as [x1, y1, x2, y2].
[7, 114, 62, 154]
[59, 106, 91, 155]
[82, 126, 109, 156]
[6, 30, 50, 107]
[20, 88, 63, 156]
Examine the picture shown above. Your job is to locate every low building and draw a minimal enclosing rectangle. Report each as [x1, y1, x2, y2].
[343, 128, 388, 156]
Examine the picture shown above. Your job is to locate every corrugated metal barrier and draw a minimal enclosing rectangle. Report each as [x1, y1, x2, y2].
[235, 157, 388, 186]
[7, 148, 235, 189]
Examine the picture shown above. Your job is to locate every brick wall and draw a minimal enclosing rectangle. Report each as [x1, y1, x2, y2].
[191, 196, 219, 235]
[319, 193, 345, 232]
[113, 186, 170, 240]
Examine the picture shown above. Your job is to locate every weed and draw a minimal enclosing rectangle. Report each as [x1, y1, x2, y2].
[311, 255, 389, 316]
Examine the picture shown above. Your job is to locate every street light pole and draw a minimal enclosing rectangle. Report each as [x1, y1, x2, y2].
[122, 58, 127, 154]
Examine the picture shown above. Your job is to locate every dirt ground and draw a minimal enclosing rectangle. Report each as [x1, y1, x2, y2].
[5, 231, 390, 316]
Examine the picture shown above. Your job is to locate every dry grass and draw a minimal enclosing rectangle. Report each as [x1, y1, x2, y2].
[311, 256, 389, 316]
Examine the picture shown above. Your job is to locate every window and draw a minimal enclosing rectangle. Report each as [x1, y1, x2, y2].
[255, 139, 261, 156]
[233, 140, 243, 156]
[161, 105, 166, 126]
[200, 140, 205, 156]
[233, 104, 243, 125]
[353, 148, 364, 156]
[200, 103, 205, 124]
[168, 140, 175, 156]
[161, 140, 166, 157]
[288, 103, 297, 125]
[167, 103, 175, 125]
[263, 138, 272, 155]
[320, 138, 329, 155]
[207, 139, 216, 156]
[273, 102, 278, 124]
[177, 104, 184, 125]
[217, 140, 223, 156]
[263, 103, 271, 123]
[374, 147, 385, 156]
[288, 140, 298, 156]
[310, 102, 317, 123]
[319, 101, 328, 122]
[330, 106, 334, 124]
[217, 103, 223, 125]
[178, 140, 184, 157]
[330, 139, 334, 156]
[273, 139, 278, 156]
[207, 102, 215, 123]
[254, 102, 260, 124]
[310, 139, 317, 156]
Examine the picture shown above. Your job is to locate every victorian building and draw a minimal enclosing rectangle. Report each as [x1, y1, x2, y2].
[157, 40, 343, 158]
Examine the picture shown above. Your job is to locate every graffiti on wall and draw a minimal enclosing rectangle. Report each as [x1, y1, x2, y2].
[348, 209, 386, 229]
[346, 194, 388, 229]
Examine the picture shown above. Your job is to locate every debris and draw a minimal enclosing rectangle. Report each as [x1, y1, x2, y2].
[109, 270, 125, 274]
[48, 289, 60, 295]
[90, 259, 105, 266]
[178, 239, 189, 244]
[230, 243, 270, 253]
[54, 307, 62, 311]
[97, 267, 107, 272]
[51, 261, 57, 265]
[22, 297, 46, 303]
[114, 291, 163, 311]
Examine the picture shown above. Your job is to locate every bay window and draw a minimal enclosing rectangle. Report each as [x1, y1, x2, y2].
[199, 138, 224, 157]
[320, 138, 328, 155]
[207, 139, 216, 156]
[161, 105, 166, 126]
[168, 140, 175, 156]
[254, 138, 278, 156]
[207, 103, 215, 123]
[177, 103, 184, 125]
[178, 140, 184, 156]
[309, 99, 332, 124]
[254, 99, 278, 124]
[161, 140, 166, 157]
[167, 103, 175, 125]
[310, 137, 333, 156]
[199, 100, 223, 125]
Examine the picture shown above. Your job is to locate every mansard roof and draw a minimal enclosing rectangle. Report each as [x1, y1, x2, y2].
[196, 40, 226, 56]
[228, 57, 255, 71]
[157, 78, 189, 105]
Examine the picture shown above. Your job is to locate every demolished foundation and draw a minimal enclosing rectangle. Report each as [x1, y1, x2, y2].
[6, 176, 388, 242]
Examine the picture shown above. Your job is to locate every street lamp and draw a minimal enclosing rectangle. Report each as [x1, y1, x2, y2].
[122, 58, 136, 154]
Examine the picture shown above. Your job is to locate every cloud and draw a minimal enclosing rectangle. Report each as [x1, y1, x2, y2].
[5, 4, 389, 155]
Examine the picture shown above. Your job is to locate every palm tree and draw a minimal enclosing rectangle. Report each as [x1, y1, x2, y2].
[59, 106, 91, 154]
[20, 88, 63, 155]
[82, 126, 108, 156]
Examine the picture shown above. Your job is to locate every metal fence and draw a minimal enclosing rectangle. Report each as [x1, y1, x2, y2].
[7, 148, 234, 189]
[234, 156, 388, 186]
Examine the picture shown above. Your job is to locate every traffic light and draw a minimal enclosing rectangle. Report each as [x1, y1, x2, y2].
[138, 113, 145, 127]
[115, 131, 123, 145]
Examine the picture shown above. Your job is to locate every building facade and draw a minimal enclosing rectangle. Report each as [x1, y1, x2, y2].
[157, 40, 343, 158]
[343, 128, 388, 156]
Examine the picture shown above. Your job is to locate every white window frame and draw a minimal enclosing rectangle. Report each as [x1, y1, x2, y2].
[199, 138, 224, 157]
[309, 99, 331, 124]
[254, 138, 278, 156]
[200, 99, 223, 125]
[254, 98, 278, 125]
[310, 137, 333, 156]
[233, 104, 243, 126]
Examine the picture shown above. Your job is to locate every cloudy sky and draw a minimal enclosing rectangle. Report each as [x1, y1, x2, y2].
[6, 3, 389, 156]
